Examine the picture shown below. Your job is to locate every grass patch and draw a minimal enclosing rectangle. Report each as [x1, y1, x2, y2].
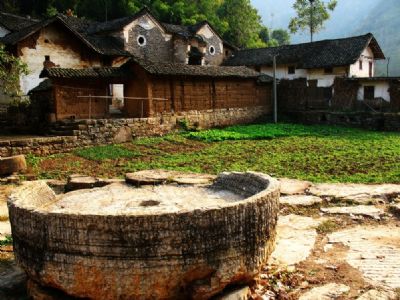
[317, 220, 340, 234]
[75, 145, 141, 161]
[186, 123, 364, 142]
[29, 123, 400, 184]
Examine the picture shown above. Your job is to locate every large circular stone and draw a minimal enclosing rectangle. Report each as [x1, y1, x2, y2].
[8, 172, 280, 300]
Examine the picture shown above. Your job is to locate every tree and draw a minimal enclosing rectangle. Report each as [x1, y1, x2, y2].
[271, 29, 290, 46]
[289, 0, 337, 42]
[217, 0, 265, 48]
[0, 45, 28, 98]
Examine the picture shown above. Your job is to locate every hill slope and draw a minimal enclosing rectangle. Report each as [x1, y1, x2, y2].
[353, 0, 400, 76]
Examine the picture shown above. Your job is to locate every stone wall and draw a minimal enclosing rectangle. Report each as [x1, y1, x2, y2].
[0, 106, 269, 156]
[284, 111, 400, 131]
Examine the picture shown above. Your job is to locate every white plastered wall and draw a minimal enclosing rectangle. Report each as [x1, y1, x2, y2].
[349, 47, 375, 77]
[260, 65, 347, 87]
[357, 80, 390, 102]
[19, 25, 101, 95]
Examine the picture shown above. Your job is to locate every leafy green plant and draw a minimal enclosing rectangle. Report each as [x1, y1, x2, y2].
[75, 145, 141, 161]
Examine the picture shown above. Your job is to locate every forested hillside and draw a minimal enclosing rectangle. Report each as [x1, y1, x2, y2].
[353, 0, 400, 76]
[0, 0, 290, 49]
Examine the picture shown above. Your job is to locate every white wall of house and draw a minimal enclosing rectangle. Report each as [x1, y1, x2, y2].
[357, 80, 390, 102]
[260, 65, 347, 87]
[19, 25, 102, 95]
[0, 26, 10, 38]
[349, 47, 375, 77]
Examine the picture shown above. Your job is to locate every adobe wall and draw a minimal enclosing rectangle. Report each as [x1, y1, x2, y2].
[0, 106, 269, 156]
[284, 111, 400, 131]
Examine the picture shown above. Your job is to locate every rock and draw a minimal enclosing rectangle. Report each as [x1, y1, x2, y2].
[113, 126, 132, 143]
[309, 183, 400, 204]
[321, 205, 385, 219]
[65, 174, 121, 192]
[0, 155, 27, 176]
[299, 283, 350, 300]
[125, 169, 216, 186]
[0, 201, 8, 220]
[328, 226, 400, 289]
[389, 203, 400, 217]
[44, 179, 67, 194]
[217, 286, 250, 300]
[269, 214, 325, 266]
[356, 289, 398, 300]
[278, 178, 312, 195]
[280, 195, 322, 206]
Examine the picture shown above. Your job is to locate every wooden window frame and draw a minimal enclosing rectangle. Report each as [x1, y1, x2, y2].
[364, 85, 375, 100]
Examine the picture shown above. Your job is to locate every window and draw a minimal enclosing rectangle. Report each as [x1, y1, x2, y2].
[359, 60, 363, 70]
[369, 62, 373, 77]
[324, 67, 333, 74]
[209, 46, 215, 55]
[137, 35, 146, 46]
[45, 55, 50, 61]
[364, 86, 375, 100]
[288, 66, 295, 74]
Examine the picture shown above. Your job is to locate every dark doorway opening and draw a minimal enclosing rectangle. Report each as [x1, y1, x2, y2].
[188, 47, 203, 65]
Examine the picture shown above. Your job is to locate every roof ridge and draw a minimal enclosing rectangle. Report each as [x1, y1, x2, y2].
[237, 33, 374, 53]
[0, 11, 40, 22]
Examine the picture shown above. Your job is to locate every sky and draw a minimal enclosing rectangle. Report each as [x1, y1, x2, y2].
[250, 0, 377, 43]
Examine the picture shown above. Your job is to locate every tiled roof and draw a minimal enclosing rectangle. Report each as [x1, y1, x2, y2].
[40, 67, 131, 79]
[28, 79, 52, 94]
[0, 14, 130, 57]
[132, 58, 268, 79]
[224, 33, 385, 69]
[0, 11, 39, 32]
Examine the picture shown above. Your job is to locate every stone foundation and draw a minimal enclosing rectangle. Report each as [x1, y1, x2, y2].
[0, 106, 269, 156]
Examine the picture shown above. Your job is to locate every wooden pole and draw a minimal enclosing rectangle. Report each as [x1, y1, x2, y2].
[273, 55, 278, 124]
[89, 94, 92, 120]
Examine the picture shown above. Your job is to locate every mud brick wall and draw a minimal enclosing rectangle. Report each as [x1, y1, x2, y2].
[278, 78, 308, 111]
[330, 78, 359, 111]
[389, 80, 400, 112]
[284, 111, 400, 131]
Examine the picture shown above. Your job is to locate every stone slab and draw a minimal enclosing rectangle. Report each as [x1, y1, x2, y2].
[280, 195, 323, 206]
[299, 283, 350, 300]
[328, 226, 400, 289]
[309, 183, 400, 204]
[278, 178, 312, 195]
[269, 214, 324, 266]
[321, 205, 385, 219]
[356, 289, 398, 300]
[389, 203, 400, 217]
[0, 221, 11, 240]
[218, 286, 250, 300]
[125, 170, 216, 186]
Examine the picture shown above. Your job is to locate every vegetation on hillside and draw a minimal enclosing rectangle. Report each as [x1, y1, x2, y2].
[27, 123, 400, 184]
[0, 0, 290, 48]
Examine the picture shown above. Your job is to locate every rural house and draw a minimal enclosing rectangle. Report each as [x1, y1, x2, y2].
[37, 58, 271, 121]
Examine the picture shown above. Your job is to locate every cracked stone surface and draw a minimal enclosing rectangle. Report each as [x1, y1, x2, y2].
[278, 178, 312, 195]
[328, 226, 400, 289]
[299, 283, 350, 300]
[321, 205, 385, 219]
[269, 214, 324, 266]
[125, 170, 217, 186]
[309, 183, 400, 204]
[356, 289, 398, 300]
[280, 195, 323, 206]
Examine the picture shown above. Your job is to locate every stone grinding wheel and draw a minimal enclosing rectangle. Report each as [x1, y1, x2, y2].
[8, 172, 280, 300]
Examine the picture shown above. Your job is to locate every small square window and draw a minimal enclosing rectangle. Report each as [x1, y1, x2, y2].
[364, 86, 375, 99]
[288, 66, 295, 74]
[359, 60, 363, 70]
[45, 55, 50, 61]
[324, 67, 333, 74]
